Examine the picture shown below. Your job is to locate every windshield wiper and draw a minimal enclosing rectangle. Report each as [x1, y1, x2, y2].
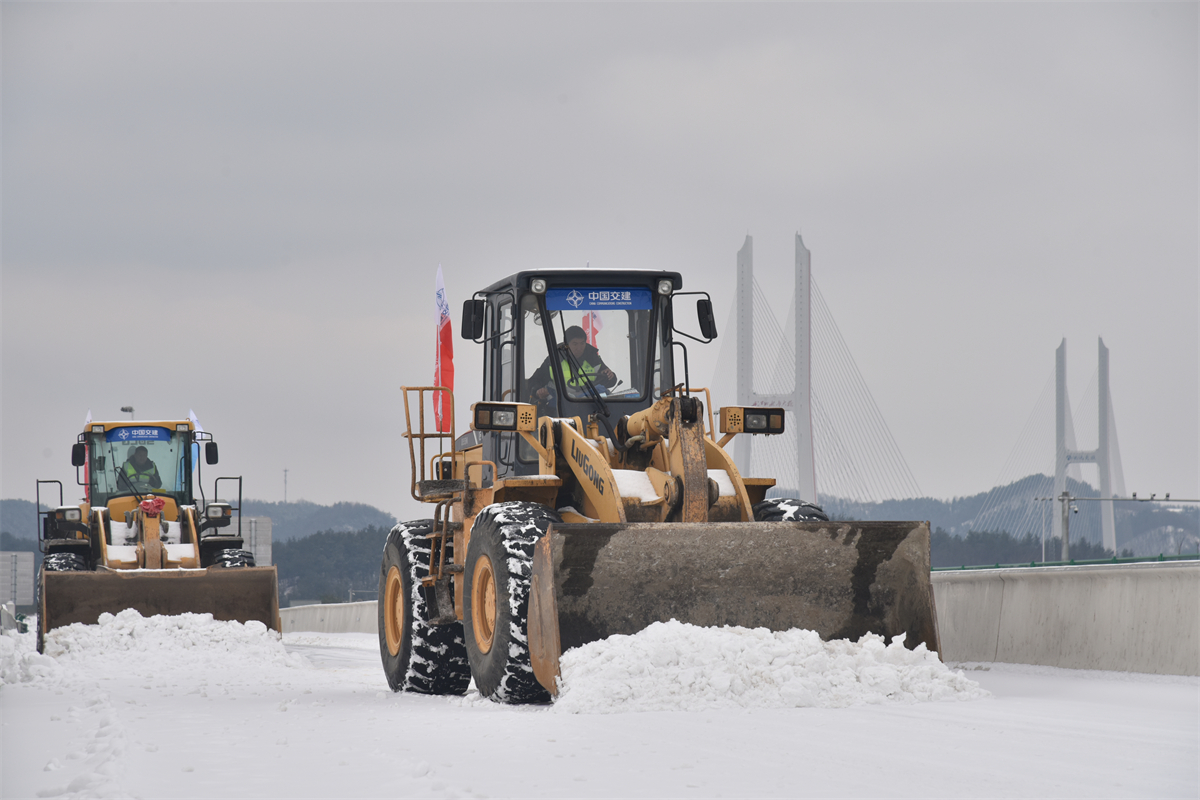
[555, 327, 624, 450]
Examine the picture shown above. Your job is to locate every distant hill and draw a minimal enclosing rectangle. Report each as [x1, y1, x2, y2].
[815, 474, 1197, 556]
[238, 500, 396, 541]
[2, 497, 396, 544]
[273, 526, 391, 605]
[0, 499, 48, 540]
[931, 530, 1128, 568]
[1, 500, 49, 576]
[816, 475, 1100, 536]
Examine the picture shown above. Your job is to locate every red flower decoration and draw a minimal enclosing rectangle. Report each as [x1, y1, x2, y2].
[139, 496, 166, 517]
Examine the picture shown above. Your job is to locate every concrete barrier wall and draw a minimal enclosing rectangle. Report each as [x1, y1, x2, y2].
[932, 561, 1200, 676]
[280, 600, 377, 634]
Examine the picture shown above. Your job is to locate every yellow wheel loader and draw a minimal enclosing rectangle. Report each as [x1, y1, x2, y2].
[34, 419, 280, 652]
[380, 270, 939, 703]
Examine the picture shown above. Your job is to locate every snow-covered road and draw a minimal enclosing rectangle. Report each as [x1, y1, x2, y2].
[2, 614, 1196, 799]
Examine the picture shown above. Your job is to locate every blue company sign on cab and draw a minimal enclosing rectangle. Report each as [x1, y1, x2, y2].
[106, 426, 171, 443]
[546, 288, 653, 311]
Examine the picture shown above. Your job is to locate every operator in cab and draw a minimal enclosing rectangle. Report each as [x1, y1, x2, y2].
[120, 445, 162, 492]
[528, 325, 618, 403]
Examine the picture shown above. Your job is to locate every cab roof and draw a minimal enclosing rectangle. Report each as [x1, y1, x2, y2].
[477, 269, 683, 297]
[82, 420, 194, 434]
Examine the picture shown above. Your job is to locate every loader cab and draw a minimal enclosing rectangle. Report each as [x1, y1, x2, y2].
[466, 270, 689, 478]
[75, 422, 201, 512]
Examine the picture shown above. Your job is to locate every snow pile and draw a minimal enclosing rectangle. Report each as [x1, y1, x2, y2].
[0, 627, 63, 686]
[553, 620, 989, 713]
[54, 609, 303, 667]
[17, 609, 308, 692]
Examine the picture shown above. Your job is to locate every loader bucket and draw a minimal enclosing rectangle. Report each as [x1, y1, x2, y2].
[527, 521, 939, 694]
[39, 566, 281, 642]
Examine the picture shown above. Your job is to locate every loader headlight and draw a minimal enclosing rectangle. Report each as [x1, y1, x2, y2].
[530, 278, 547, 294]
[205, 503, 231, 519]
[55, 506, 82, 522]
[471, 402, 537, 432]
[657, 279, 673, 296]
[719, 407, 785, 435]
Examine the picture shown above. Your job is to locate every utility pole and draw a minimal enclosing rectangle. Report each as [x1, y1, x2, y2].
[284, 469, 288, 504]
[1060, 491, 1072, 561]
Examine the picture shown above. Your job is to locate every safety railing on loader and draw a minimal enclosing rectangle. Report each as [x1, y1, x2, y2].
[400, 385, 462, 503]
[35, 480, 64, 550]
[213, 476, 244, 538]
[399, 385, 466, 625]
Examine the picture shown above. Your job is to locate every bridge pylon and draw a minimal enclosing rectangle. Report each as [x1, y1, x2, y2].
[734, 234, 817, 503]
[1054, 338, 1121, 551]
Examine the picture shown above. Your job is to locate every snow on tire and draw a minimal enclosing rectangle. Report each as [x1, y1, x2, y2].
[43, 552, 88, 572]
[753, 497, 829, 522]
[211, 549, 256, 568]
[462, 502, 559, 705]
[378, 520, 471, 695]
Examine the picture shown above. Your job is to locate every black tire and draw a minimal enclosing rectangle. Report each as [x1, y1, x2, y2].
[753, 497, 829, 522]
[35, 569, 46, 654]
[36, 553, 89, 653]
[210, 549, 256, 568]
[462, 502, 559, 705]
[378, 521, 471, 695]
[43, 552, 88, 572]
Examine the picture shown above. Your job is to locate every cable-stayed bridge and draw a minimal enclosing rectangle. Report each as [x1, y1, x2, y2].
[712, 234, 1128, 549]
[713, 233, 921, 505]
[964, 338, 1127, 550]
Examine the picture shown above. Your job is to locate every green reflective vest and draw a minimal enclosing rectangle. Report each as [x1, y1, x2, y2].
[122, 461, 159, 486]
[560, 357, 602, 388]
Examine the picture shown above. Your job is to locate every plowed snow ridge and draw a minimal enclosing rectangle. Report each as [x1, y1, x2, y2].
[2, 612, 985, 715]
[552, 619, 987, 713]
[0, 609, 308, 691]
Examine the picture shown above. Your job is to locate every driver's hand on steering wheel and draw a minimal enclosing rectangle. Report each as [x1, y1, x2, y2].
[536, 387, 550, 400]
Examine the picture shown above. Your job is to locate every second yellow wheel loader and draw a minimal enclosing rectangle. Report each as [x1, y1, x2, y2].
[35, 418, 280, 652]
[379, 270, 939, 703]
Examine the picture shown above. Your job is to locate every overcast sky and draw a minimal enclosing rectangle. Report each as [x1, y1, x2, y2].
[2, 2, 1196, 524]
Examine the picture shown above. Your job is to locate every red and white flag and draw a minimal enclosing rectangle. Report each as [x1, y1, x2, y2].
[433, 266, 454, 433]
[582, 311, 603, 346]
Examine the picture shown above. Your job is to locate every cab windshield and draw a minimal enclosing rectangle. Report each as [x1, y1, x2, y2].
[87, 426, 191, 506]
[522, 287, 654, 404]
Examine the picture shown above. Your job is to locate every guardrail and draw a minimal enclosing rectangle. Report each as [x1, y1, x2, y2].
[279, 600, 376, 634]
[934, 553, 1199, 571]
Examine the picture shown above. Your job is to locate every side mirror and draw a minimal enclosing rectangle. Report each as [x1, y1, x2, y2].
[71, 443, 87, 467]
[205, 441, 219, 465]
[697, 298, 717, 340]
[461, 299, 486, 340]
